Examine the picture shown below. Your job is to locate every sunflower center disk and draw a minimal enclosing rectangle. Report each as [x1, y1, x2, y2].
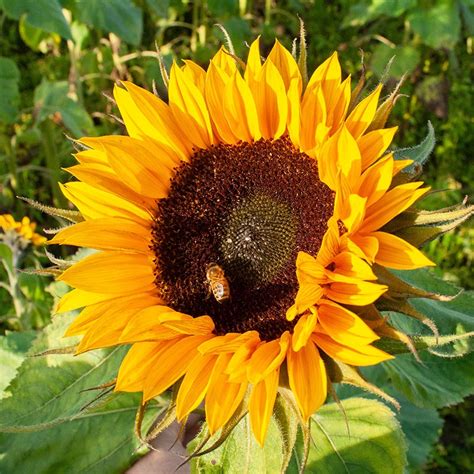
[152, 137, 335, 340]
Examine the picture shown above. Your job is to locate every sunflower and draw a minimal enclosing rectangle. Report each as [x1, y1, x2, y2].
[50, 38, 436, 446]
[0, 214, 46, 247]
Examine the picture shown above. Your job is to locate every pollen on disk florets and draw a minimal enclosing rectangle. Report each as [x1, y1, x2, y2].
[151, 137, 335, 340]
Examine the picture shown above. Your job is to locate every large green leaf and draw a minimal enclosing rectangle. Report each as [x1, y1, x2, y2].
[34, 80, 93, 137]
[371, 44, 420, 79]
[396, 393, 443, 470]
[336, 369, 443, 471]
[408, 0, 461, 49]
[190, 415, 284, 473]
[0, 314, 163, 473]
[307, 398, 407, 473]
[0, 57, 20, 124]
[343, 0, 416, 27]
[383, 350, 474, 409]
[73, 0, 143, 45]
[0, 331, 36, 397]
[1, 0, 71, 39]
[0, 395, 148, 474]
[380, 268, 474, 408]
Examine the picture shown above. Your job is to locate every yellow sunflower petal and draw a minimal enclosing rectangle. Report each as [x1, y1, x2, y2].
[341, 194, 367, 233]
[66, 163, 156, 210]
[143, 335, 213, 401]
[253, 59, 288, 139]
[168, 62, 215, 148]
[292, 310, 318, 352]
[306, 51, 341, 101]
[372, 231, 435, 269]
[114, 82, 191, 159]
[244, 36, 262, 88]
[363, 182, 429, 232]
[60, 182, 150, 223]
[249, 367, 280, 446]
[205, 61, 239, 143]
[176, 353, 218, 421]
[318, 300, 379, 346]
[358, 127, 398, 170]
[55, 288, 119, 314]
[58, 251, 155, 294]
[224, 71, 261, 141]
[211, 46, 237, 75]
[66, 293, 159, 338]
[267, 40, 302, 92]
[287, 77, 302, 147]
[205, 354, 248, 434]
[115, 342, 163, 392]
[326, 280, 387, 306]
[313, 332, 393, 366]
[247, 332, 290, 384]
[356, 154, 394, 207]
[345, 84, 382, 139]
[182, 60, 206, 93]
[287, 340, 327, 421]
[49, 217, 150, 253]
[331, 251, 376, 280]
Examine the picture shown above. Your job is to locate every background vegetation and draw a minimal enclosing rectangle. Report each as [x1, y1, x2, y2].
[0, 0, 472, 472]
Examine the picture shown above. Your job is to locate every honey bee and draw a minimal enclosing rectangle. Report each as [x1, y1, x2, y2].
[206, 263, 231, 303]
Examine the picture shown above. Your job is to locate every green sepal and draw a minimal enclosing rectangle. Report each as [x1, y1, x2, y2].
[347, 52, 366, 113]
[18, 196, 84, 223]
[391, 121, 435, 185]
[374, 265, 457, 301]
[296, 18, 308, 89]
[367, 75, 405, 132]
[333, 360, 400, 410]
[375, 332, 474, 355]
[141, 385, 179, 448]
[378, 299, 440, 338]
[383, 202, 474, 247]
[273, 390, 303, 473]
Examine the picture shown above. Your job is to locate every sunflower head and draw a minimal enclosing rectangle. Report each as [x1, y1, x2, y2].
[47, 34, 472, 460]
[0, 214, 46, 248]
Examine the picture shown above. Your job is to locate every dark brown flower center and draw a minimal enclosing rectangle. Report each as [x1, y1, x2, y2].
[151, 137, 334, 340]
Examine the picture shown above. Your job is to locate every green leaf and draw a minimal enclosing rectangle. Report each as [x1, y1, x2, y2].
[408, 0, 461, 49]
[0, 395, 150, 473]
[371, 44, 420, 79]
[343, 0, 416, 27]
[33, 80, 93, 136]
[1, 0, 71, 39]
[73, 0, 143, 45]
[0, 314, 162, 472]
[0, 331, 36, 397]
[336, 372, 443, 471]
[0, 57, 20, 124]
[0, 242, 14, 273]
[190, 415, 284, 473]
[382, 351, 474, 409]
[391, 268, 473, 334]
[307, 398, 407, 473]
[397, 394, 443, 470]
[393, 121, 435, 166]
[392, 121, 435, 183]
[207, 0, 238, 17]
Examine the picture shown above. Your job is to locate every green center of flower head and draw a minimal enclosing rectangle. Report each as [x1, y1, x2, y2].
[221, 193, 297, 287]
[152, 137, 335, 340]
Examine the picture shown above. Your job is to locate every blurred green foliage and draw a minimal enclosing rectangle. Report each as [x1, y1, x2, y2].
[0, 0, 472, 471]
